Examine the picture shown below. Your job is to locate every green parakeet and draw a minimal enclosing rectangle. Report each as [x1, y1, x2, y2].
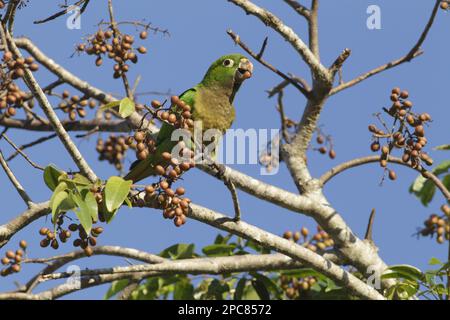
[124, 53, 253, 182]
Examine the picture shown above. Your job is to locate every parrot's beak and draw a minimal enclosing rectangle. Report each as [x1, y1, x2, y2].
[235, 58, 253, 82]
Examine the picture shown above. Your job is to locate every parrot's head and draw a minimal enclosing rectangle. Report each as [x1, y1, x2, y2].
[202, 54, 253, 93]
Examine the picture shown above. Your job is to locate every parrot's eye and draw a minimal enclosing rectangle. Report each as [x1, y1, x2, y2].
[222, 59, 234, 68]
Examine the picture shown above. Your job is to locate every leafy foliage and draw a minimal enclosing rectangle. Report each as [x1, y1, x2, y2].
[44, 165, 132, 233]
[410, 159, 450, 206]
[105, 233, 345, 300]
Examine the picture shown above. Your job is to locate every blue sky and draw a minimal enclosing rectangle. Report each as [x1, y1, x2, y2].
[0, 0, 449, 299]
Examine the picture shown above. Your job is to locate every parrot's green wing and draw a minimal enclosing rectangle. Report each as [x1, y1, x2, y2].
[124, 88, 197, 182]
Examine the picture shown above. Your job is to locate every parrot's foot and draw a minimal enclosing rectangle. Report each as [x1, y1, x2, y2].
[209, 162, 241, 221]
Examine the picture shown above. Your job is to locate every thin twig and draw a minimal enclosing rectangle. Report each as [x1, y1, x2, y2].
[33, 0, 90, 24]
[227, 29, 311, 98]
[1, 25, 98, 182]
[330, 0, 440, 95]
[6, 133, 57, 162]
[319, 155, 450, 202]
[1, 133, 44, 170]
[364, 208, 376, 242]
[277, 90, 290, 143]
[0, 149, 33, 207]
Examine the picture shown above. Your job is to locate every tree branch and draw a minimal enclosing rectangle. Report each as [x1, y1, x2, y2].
[1, 26, 98, 182]
[227, 29, 311, 98]
[319, 155, 450, 201]
[330, 0, 440, 95]
[0, 149, 33, 207]
[0, 201, 50, 248]
[227, 0, 331, 84]
[283, 0, 310, 20]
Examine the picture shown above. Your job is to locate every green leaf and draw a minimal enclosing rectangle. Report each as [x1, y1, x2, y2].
[234, 277, 246, 300]
[202, 244, 236, 257]
[429, 257, 443, 266]
[159, 243, 195, 260]
[251, 279, 269, 300]
[214, 233, 233, 245]
[49, 182, 76, 223]
[100, 100, 120, 111]
[410, 177, 435, 206]
[51, 191, 76, 223]
[104, 279, 130, 300]
[173, 280, 194, 300]
[434, 144, 450, 151]
[119, 97, 135, 118]
[382, 264, 423, 282]
[72, 174, 92, 186]
[206, 279, 229, 300]
[250, 272, 281, 297]
[104, 176, 132, 213]
[71, 189, 98, 234]
[410, 160, 450, 206]
[43, 165, 64, 191]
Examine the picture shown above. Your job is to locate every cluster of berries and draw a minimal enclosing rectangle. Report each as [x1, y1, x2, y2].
[419, 204, 450, 244]
[96, 135, 130, 171]
[77, 28, 148, 79]
[0, 240, 27, 277]
[283, 225, 334, 252]
[57, 90, 96, 121]
[369, 88, 433, 181]
[0, 52, 39, 117]
[280, 274, 318, 299]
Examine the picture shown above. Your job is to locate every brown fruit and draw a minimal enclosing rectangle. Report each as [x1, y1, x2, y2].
[155, 165, 166, 175]
[137, 46, 147, 54]
[68, 224, 79, 232]
[84, 247, 94, 257]
[145, 185, 155, 194]
[40, 239, 50, 248]
[370, 142, 380, 152]
[19, 240, 27, 250]
[316, 136, 325, 144]
[5, 251, 15, 259]
[400, 90, 409, 99]
[160, 180, 169, 190]
[283, 231, 293, 240]
[165, 188, 175, 197]
[368, 125, 377, 133]
[151, 100, 161, 108]
[391, 87, 401, 95]
[328, 149, 336, 159]
[300, 227, 309, 237]
[134, 131, 145, 142]
[137, 150, 149, 160]
[1, 257, 10, 265]
[388, 170, 397, 181]
[402, 100, 413, 108]
[140, 31, 148, 39]
[390, 93, 399, 102]
[11, 264, 21, 273]
[175, 187, 185, 196]
[51, 239, 59, 250]
[318, 147, 327, 154]
[92, 227, 104, 235]
[88, 237, 97, 247]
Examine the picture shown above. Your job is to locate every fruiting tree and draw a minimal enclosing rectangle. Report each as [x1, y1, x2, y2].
[0, 0, 449, 300]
